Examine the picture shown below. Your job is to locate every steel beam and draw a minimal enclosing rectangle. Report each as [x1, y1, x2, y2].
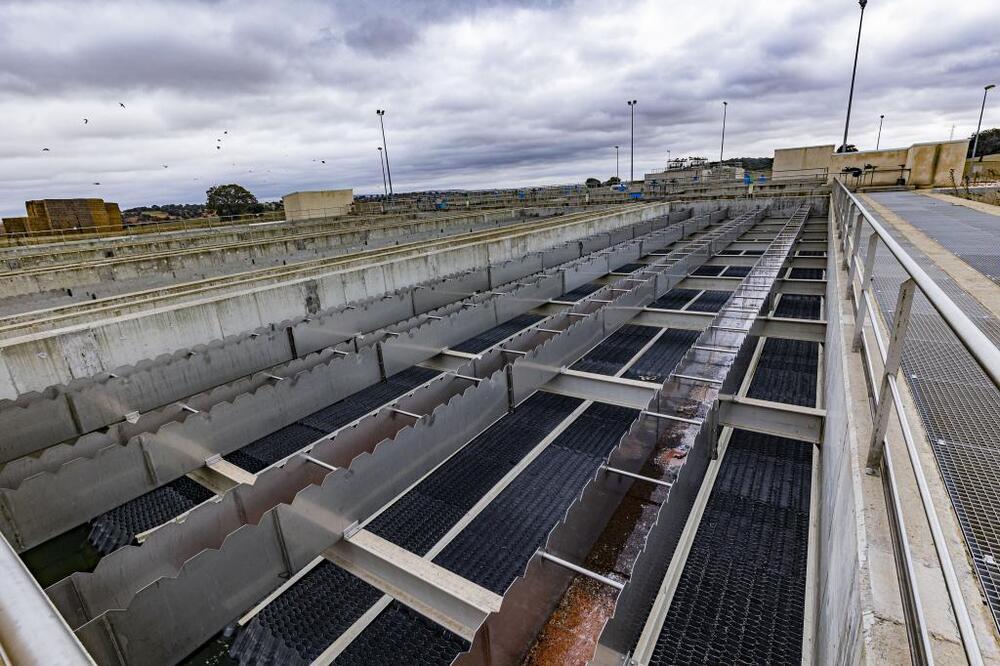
[750, 316, 827, 343]
[325, 529, 502, 642]
[716, 394, 825, 444]
[542, 369, 659, 410]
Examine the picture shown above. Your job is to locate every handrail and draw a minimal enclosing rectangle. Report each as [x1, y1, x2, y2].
[833, 179, 987, 665]
[0, 532, 95, 664]
[835, 180, 1000, 386]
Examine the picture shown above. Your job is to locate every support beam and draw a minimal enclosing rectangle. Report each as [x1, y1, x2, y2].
[716, 394, 825, 444]
[542, 369, 658, 410]
[750, 316, 827, 343]
[631, 307, 713, 331]
[325, 529, 502, 642]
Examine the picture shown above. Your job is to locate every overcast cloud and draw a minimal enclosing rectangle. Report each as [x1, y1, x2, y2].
[1, 0, 998, 216]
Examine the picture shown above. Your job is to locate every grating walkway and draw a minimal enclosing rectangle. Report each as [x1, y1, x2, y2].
[870, 192, 1000, 284]
[861, 195, 1000, 628]
[647, 430, 811, 666]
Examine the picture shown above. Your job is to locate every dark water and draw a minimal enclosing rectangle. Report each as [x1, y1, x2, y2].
[21, 524, 101, 588]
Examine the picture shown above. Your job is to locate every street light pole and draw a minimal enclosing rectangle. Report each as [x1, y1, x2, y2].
[614, 145, 619, 180]
[627, 100, 638, 184]
[876, 114, 884, 150]
[842, 0, 868, 152]
[377, 147, 388, 197]
[376, 109, 393, 196]
[972, 84, 996, 161]
[720, 101, 728, 164]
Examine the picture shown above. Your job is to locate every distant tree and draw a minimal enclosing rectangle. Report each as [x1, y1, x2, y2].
[603, 176, 621, 186]
[206, 183, 262, 217]
[836, 144, 859, 153]
[969, 128, 1000, 158]
[585, 177, 602, 188]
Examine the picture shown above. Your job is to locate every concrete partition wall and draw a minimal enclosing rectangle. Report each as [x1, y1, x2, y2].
[814, 225, 864, 664]
[0, 202, 673, 399]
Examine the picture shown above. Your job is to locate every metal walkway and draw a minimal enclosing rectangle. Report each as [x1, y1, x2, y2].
[870, 192, 1000, 284]
[860, 193, 1000, 630]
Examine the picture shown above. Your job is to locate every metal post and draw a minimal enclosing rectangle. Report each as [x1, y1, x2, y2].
[377, 147, 388, 197]
[376, 109, 393, 196]
[614, 145, 619, 180]
[842, 0, 868, 152]
[972, 84, 996, 161]
[852, 233, 880, 351]
[866, 278, 916, 470]
[720, 101, 728, 164]
[627, 100, 637, 184]
[876, 114, 884, 150]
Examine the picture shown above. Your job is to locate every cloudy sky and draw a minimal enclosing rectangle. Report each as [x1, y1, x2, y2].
[1, 0, 998, 216]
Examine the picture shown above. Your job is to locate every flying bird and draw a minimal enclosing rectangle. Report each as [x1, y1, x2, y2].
[216, 146, 221, 150]
[83, 118, 88, 124]
[119, 102, 126, 109]
[41, 148, 50, 151]
[162, 165, 168, 169]
[93, 182, 101, 185]
[223, 130, 228, 134]
[321, 160, 326, 164]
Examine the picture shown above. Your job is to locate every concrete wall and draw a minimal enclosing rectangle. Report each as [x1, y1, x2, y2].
[773, 145, 835, 177]
[966, 153, 1000, 180]
[0, 203, 677, 398]
[1, 218, 29, 235]
[283, 189, 354, 221]
[814, 239, 864, 665]
[905, 140, 969, 188]
[830, 147, 910, 186]
[775, 140, 970, 188]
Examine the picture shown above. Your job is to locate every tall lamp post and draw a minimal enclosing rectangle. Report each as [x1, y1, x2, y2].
[614, 145, 619, 180]
[972, 84, 996, 161]
[841, 0, 868, 152]
[876, 114, 884, 150]
[720, 101, 728, 164]
[376, 109, 393, 196]
[627, 100, 637, 184]
[377, 147, 388, 197]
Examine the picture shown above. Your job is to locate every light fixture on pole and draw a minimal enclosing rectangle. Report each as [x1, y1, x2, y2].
[377, 147, 388, 197]
[614, 145, 619, 180]
[376, 109, 393, 196]
[627, 100, 637, 183]
[876, 114, 884, 150]
[972, 84, 996, 161]
[841, 0, 868, 152]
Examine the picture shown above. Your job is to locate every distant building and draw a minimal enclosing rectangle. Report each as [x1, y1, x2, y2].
[283, 189, 354, 221]
[2, 198, 123, 236]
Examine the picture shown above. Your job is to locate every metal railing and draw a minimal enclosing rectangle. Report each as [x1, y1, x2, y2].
[833, 179, 997, 665]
